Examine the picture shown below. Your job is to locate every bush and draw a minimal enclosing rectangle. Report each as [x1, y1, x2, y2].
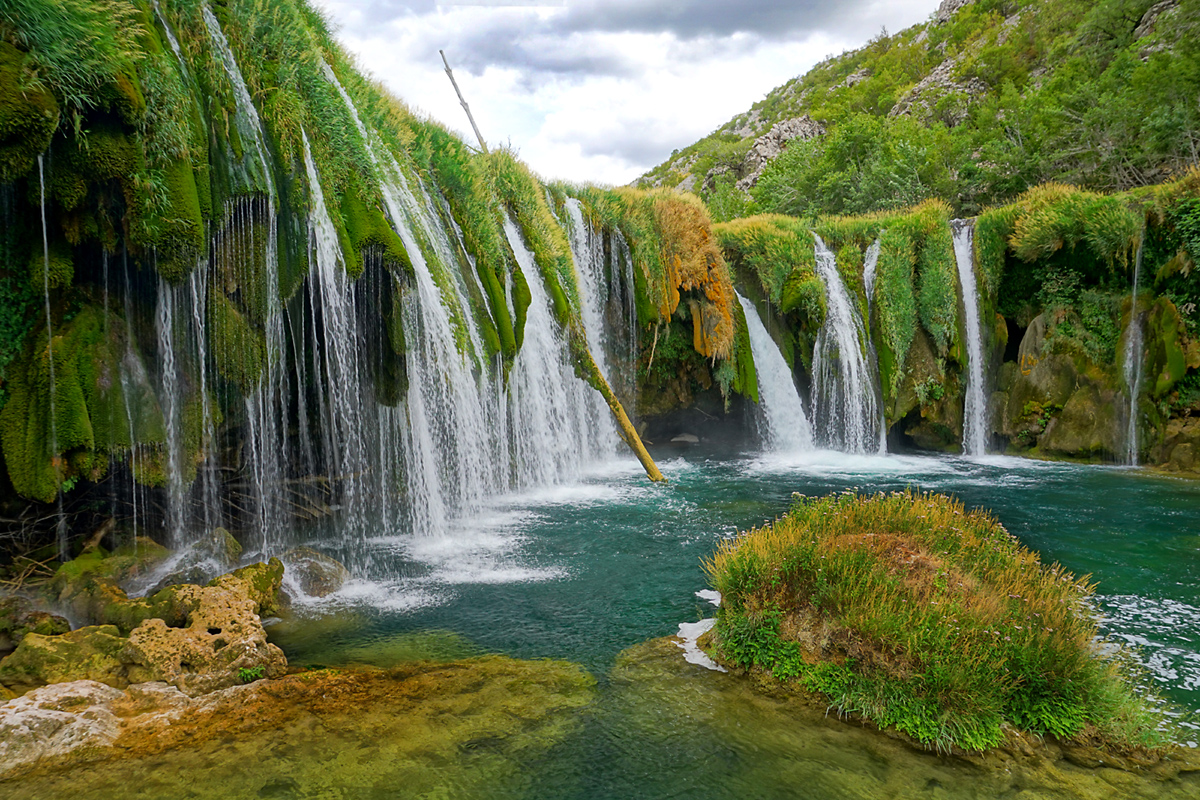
[704, 490, 1167, 753]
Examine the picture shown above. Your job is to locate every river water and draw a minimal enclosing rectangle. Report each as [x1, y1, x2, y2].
[260, 447, 1200, 797]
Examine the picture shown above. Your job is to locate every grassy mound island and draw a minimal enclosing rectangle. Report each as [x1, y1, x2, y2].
[703, 490, 1169, 753]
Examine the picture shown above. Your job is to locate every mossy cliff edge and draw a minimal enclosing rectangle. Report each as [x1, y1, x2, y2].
[0, 0, 711, 554]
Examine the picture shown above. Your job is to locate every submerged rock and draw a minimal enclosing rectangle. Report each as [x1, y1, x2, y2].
[280, 546, 349, 598]
[0, 656, 595, 794]
[612, 636, 1200, 800]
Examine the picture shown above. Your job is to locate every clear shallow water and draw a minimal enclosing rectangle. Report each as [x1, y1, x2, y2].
[276, 448, 1200, 719]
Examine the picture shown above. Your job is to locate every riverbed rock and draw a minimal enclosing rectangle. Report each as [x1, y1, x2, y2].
[0, 656, 594, 793]
[0, 681, 124, 778]
[280, 547, 349, 598]
[611, 636, 1200, 800]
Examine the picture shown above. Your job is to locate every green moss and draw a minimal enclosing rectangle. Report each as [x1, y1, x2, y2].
[916, 220, 958, 356]
[0, 42, 60, 182]
[208, 292, 265, 393]
[1146, 297, 1191, 398]
[338, 179, 410, 279]
[728, 298, 759, 402]
[706, 491, 1167, 753]
[874, 226, 917, 400]
[27, 238, 73, 291]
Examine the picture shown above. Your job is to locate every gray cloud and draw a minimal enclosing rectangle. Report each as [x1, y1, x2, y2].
[335, 1, 935, 78]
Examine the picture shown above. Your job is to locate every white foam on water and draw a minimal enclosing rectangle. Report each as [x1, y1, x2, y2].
[676, 619, 726, 672]
[1096, 594, 1200, 694]
[696, 590, 722, 607]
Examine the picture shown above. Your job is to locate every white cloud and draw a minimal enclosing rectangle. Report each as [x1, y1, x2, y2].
[313, 0, 941, 185]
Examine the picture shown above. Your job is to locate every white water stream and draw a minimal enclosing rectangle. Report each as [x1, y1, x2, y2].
[1123, 239, 1146, 465]
[811, 235, 883, 453]
[952, 220, 988, 456]
[736, 293, 814, 451]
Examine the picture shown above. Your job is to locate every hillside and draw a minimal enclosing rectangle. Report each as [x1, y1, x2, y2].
[638, 0, 1200, 220]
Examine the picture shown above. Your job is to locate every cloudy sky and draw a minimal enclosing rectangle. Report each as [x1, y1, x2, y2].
[311, 0, 943, 186]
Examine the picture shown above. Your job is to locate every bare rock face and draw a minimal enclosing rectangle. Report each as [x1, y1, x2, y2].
[889, 55, 988, 125]
[935, 0, 975, 24]
[735, 116, 825, 192]
[280, 547, 350, 598]
[0, 681, 124, 777]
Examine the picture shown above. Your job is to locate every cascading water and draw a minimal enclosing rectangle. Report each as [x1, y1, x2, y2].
[810, 235, 883, 454]
[736, 293, 814, 452]
[952, 219, 988, 457]
[37, 155, 68, 558]
[155, 275, 186, 545]
[204, 6, 288, 550]
[1123, 238, 1146, 466]
[503, 217, 616, 488]
[862, 238, 881, 310]
[564, 198, 613, 381]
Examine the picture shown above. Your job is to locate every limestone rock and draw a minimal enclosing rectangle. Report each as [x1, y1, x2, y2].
[935, 0, 974, 24]
[0, 626, 128, 692]
[281, 547, 349, 598]
[889, 54, 988, 126]
[0, 680, 124, 777]
[735, 116, 825, 192]
[1039, 384, 1122, 458]
[1150, 415, 1200, 473]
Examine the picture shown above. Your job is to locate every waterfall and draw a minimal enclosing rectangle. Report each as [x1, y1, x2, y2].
[155, 275, 186, 545]
[811, 235, 883, 454]
[563, 198, 613, 381]
[1123, 238, 1146, 466]
[952, 220, 988, 457]
[204, 6, 287, 549]
[736, 293, 814, 452]
[503, 217, 616, 488]
[862, 238, 881, 309]
[152, 1, 189, 81]
[37, 155, 68, 558]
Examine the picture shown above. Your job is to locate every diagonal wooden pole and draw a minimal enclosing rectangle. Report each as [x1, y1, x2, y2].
[440, 50, 489, 155]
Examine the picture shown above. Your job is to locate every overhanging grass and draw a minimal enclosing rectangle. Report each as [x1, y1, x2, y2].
[704, 490, 1168, 753]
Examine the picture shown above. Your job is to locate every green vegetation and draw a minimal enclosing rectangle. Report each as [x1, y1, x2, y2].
[705, 490, 1167, 753]
[642, 0, 1200, 223]
[238, 665, 266, 683]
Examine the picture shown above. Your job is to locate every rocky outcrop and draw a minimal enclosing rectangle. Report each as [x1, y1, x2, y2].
[935, 0, 975, 24]
[735, 116, 825, 192]
[1151, 415, 1200, 472]
[0, 560, 286, 697]
[889, 55, 988, 126]
[280, 547, 349, 598]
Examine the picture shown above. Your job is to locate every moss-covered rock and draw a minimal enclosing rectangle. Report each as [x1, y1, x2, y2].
[0, 43, 60, 183]
[0, 597, 70, 654]
[0, 626, 127, 692]
[1038, 383, 1123, 459]
[280, 547, 348, 598]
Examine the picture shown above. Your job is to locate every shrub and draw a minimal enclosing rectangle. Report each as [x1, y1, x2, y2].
[704, 490, 1167, 753]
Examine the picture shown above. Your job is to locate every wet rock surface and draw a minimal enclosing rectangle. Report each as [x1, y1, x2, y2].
[0, 656, 594, 796]
[0, 560, 286, 697]
[280, 546, 349, 598]
[611, 636, 1200, 800]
